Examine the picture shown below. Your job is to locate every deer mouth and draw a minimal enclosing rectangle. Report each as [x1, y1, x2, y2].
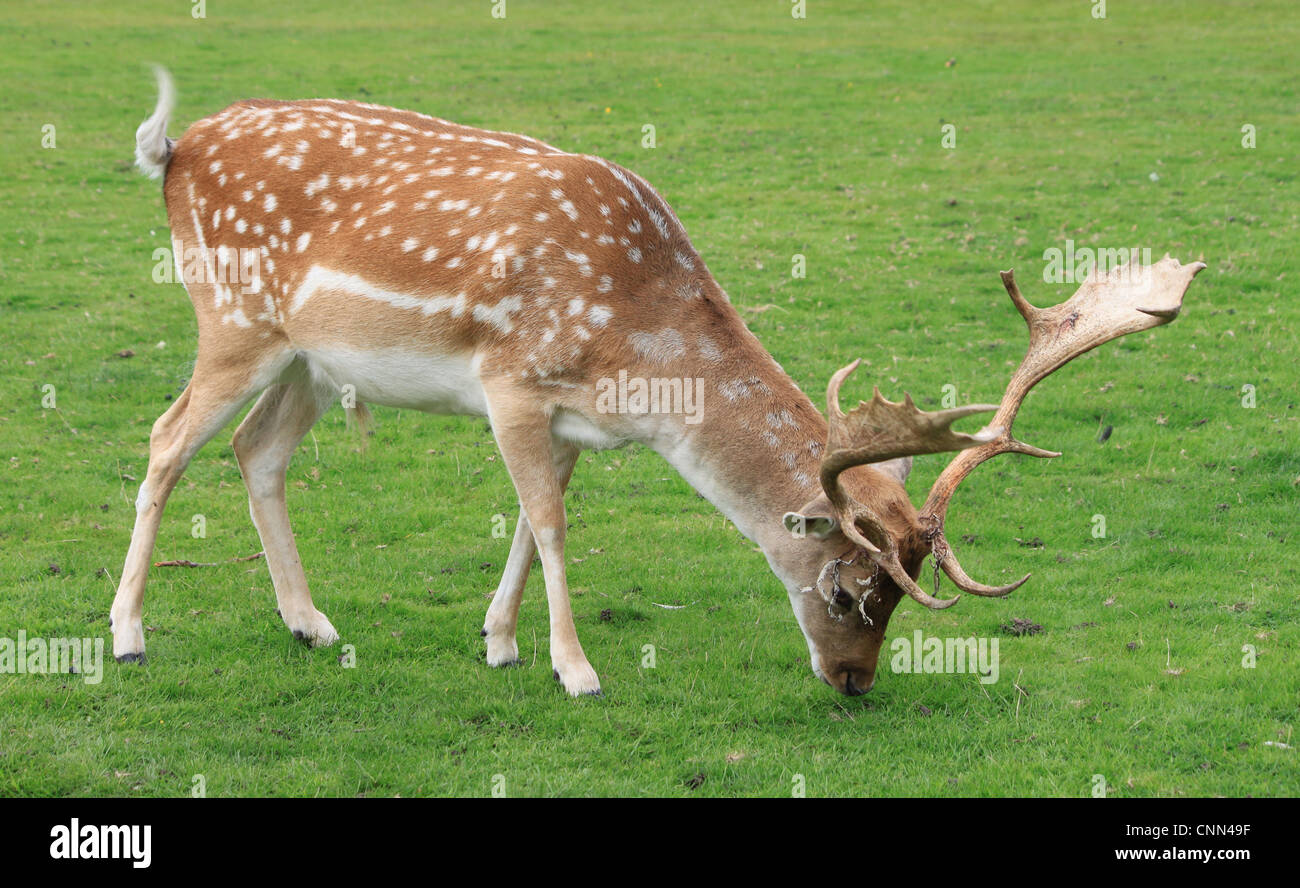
[843, 673, 872, 696]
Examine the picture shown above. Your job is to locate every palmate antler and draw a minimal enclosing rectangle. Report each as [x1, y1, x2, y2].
[819, 364, 1001, 609]
[818, 254, 1207, 612]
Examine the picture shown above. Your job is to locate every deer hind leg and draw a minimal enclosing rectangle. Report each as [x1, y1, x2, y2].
[231, 372, 338, 647]
[482, 441, 580, 667]
[482, 383, 599, 696]
[110, 351, 285, 662]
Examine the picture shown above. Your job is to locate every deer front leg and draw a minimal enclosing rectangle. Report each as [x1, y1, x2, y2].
[482, 442, 580, 667]
[483, 384, 600, 696]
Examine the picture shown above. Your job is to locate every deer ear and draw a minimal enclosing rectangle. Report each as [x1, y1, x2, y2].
[782, 511, 839, 540]
[871, 455, 913, 484]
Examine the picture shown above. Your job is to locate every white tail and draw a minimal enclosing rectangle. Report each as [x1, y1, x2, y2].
[134, 66, 175, 179]
[111, 69, 1205, 698]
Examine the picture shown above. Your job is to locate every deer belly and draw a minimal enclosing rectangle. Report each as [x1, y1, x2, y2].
[302, 347, 487, 415]
[551, 407, 627, 451]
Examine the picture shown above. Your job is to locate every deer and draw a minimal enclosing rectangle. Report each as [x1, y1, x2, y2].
[113, 68, 1206, 696]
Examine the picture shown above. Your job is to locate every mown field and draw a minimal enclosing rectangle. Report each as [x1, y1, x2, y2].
[0, 0, 1296, 796]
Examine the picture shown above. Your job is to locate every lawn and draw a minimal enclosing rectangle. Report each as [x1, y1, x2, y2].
[0, 0, 1296, 797]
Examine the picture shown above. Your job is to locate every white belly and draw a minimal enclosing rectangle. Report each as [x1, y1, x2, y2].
[303, 346, 487, 415]
[552, 407, 627, 451]
[299, 347, 632, 452]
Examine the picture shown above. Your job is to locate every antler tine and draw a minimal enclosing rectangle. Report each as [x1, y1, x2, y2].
[818, 360, 999, 608]
[881, 551, 961, 610]
[825, 358, 860, 420]
[926, 524, 1029, 597]
[821, 361, 1000, 477]
[920, 256, 1207, 595]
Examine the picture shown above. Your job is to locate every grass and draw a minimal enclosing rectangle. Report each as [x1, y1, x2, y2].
[0, 0, 1296, 797]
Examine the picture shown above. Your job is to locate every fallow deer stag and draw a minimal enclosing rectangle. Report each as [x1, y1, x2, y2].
[114, 69, 1205, 696]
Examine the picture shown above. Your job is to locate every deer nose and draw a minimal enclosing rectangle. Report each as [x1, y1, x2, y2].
[841, 670, 874, 696]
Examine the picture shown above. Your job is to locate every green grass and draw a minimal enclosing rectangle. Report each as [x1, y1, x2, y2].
[1, 0, 1297, 797]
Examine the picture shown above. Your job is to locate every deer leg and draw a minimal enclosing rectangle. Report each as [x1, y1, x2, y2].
[231, 378, 338, 647]
[482, 441, 580, 667]
[483, 386, 599, 696]
[110, 354, 282, 662]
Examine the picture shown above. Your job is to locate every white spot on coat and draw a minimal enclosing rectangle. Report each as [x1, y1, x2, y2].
[628, 328, 685, 365]
[472, 296, 524, 334]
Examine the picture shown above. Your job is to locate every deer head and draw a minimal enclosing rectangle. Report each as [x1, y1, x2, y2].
[782, 255, 1207, 695]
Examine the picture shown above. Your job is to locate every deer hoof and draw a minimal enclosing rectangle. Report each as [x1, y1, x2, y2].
[485, 633, 519, 667]
[287, 610, 339, 647]
[553, 661, 602, 697]
[111, 616, 146, 663]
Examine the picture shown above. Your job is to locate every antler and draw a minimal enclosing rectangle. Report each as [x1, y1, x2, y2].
[819, 360, 1001, 609]
[918, 254, 1208, 598]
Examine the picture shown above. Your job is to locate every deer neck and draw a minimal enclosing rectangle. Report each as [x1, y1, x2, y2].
[628, 321, 831, 589]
